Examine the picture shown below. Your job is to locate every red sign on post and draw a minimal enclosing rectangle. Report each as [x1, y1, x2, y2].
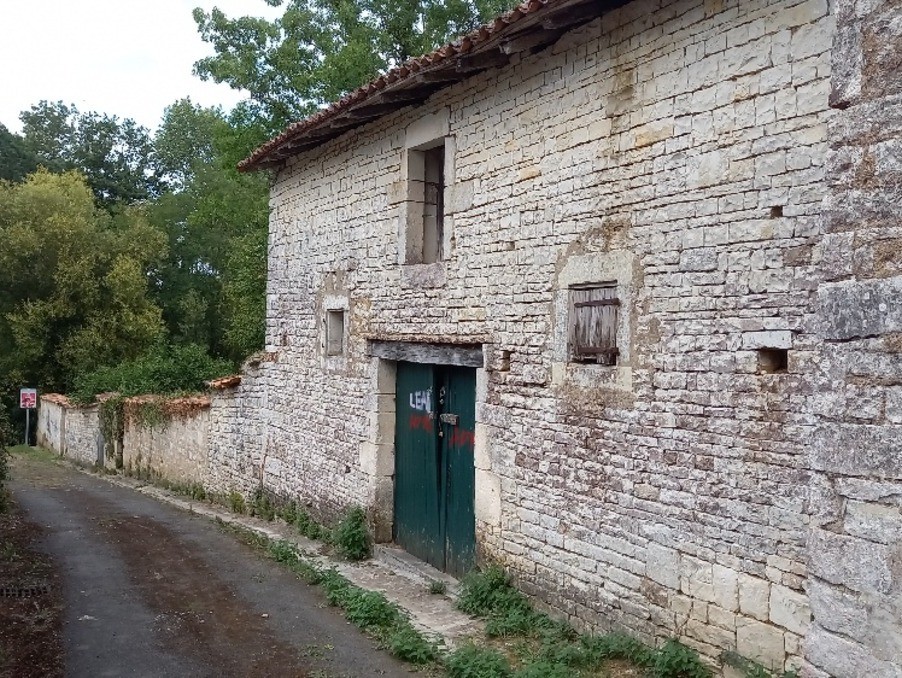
[20, 388, 37, 409]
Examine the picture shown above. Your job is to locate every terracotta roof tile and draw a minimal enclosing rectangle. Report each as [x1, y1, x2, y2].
[240, 0, 608, 170]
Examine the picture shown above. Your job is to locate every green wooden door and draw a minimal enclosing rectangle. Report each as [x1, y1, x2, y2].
[394, 362, 476, 576]
[439, 366, 477, 577]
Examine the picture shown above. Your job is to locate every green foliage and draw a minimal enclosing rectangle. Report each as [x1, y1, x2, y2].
[428, 579, 447, 595]
[98, 396, 125, 468]
[228, 490, 247, 514]
[513, 661, 571, 678]
[146, 103, 268, 360]
[445, 643, 511, 678]
[0, 123, 38, 182]
[316, 569, 437, 664]
[20, 101, 159, 208]
[0, 171, 166, 394]
[293, 509, 330, 542]
[721, 650, 798, 678]
[71, 343, 233, 402]
[192, 0, 518, 132]
[250, 487, 276, 520]
[457, 566, 542, 637]
[332, 505, 371, 561]
[0, 407, 11, 512]
[579, 632, 654, 666]
[651, 639, 712, 678]
[386, 625, 438, 664]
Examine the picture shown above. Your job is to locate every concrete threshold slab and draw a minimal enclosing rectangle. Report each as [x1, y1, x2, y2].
[78, 468, 484, 650]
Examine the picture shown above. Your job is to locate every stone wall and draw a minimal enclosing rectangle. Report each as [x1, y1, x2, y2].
[260, 0, 836, 671]
[62, 404, 102, 467]
[804, 2, 902, 676]
[207, 358, 271, 497]
[36, 395, 66, 453]
[122, 396, 212, 486]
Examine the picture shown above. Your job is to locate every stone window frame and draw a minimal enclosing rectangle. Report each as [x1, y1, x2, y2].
[552, 251, 638, 393]
[395, 109, 459, 287]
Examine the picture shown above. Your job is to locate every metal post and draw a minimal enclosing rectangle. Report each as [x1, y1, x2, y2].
[25, 408, 30, 446]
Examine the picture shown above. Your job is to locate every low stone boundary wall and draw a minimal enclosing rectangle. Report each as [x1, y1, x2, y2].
[122, 396, 211, 486]
[37, 394, 104, 466]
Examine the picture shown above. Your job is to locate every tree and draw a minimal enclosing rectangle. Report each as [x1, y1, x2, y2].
[193, 0, 516, 132]
[0, 124, 38, 182]
[19, 101, 159, 208]
[147, 101, 269, 359]
[0, 170, 166, 394]
[154, 98, 223, 190]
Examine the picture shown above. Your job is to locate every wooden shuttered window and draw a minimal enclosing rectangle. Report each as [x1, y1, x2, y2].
[569, 283, 620, 365]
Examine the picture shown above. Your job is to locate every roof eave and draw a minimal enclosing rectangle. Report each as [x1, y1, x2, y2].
[240, 0, 625, 172]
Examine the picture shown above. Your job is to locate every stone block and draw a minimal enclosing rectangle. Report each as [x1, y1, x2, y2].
[736, 617, 786, 667]
[646, 542, 680, 590]
[818, 277, 902, 340]
[805, 626, 902, 678]
[808, 529, 893, 595]
[769, 584, 810, 635]
[740, 331, 792, 350]
[712, 564, 740, 612]
[808, 579, 868, 641]
[810, 423, 902, 479]
[680, 248, 719, 272]
[475, 469, 501, 527]
[845, 500, 902, 545]
[739, 573, 771, 621]
[446, 180, 474, 215]
[358, 442, 394, 477]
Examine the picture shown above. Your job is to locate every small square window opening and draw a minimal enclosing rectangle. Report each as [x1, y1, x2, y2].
[326, 310, 345, 356]
[569, 283, 620, 365]
[758, 348, 788, 373]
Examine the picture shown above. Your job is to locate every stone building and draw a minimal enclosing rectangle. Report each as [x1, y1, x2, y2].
[225, 0, 902, 674]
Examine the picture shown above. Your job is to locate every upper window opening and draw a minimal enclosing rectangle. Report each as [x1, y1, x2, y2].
[422, 145, 444, 264]
[569, 283, 620, 365]
[405, 140, 446, 264]
[326, 309, 345, 356]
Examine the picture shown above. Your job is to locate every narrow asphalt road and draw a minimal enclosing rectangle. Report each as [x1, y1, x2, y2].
[8, 452, 411, 678]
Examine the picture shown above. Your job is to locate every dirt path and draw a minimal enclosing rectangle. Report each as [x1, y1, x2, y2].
[7, 450, 410, 678]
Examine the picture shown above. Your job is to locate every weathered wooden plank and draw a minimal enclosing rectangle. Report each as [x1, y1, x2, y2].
[368, 341, 483, 367]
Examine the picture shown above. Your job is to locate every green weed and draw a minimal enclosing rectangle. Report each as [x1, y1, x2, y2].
[651, 639, 712, 678]
[332, 505, 370, 561]
[428, 579, 447, 595]
[446, 643, 512, 678]
[250, 487, 275, 520]
[721, 650, 799, 678]
[227, 490, 246, 514]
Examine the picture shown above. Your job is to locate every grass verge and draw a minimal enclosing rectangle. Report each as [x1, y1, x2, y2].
[221, 521, 440, 669]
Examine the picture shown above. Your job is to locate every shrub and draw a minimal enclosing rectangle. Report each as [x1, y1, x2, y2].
[333, 505, 370, 561]
[71, 342, 233, 402]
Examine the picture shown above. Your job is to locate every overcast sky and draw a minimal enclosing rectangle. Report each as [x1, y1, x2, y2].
[0, 0, 282, 134]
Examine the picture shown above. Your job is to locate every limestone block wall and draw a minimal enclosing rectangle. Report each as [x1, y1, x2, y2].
[207, 358, 271, 498]
[804, 2, 902, 676]
[61, 404, 102, 466]
[122, 397, 211, 486]
[262, 0, 835, 670]
[36, 395, 66, 453]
